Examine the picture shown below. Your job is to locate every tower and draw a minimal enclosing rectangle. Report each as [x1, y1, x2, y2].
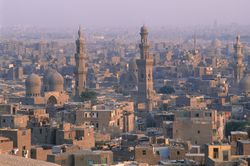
[136, 25, 154, 111]
[234, 35, 244, 84]
[74, 26, 87, 100]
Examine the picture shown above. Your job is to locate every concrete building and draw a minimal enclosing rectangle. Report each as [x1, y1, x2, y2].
[47, 149, 113, 166]
[30, 146, 52, 161]
[205, 143, 248, 166]
[0, 114, 29, 128]
[134, 145, 161, 165]
[173, 109, 225, 147]
[55, 123, 95, 149]
[236, 140, 250, 155]
[0, 128, 31, 158]
[75, 101, 134, 133]
[0, 136, 13, 154]
[175, 95, 207, 108]
[32, 123, 95, 149]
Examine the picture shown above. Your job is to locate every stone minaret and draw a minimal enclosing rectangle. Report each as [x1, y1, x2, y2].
[74, 26, 87, 100]
[136, 25, 154, 111]
[234, 35, 244, 84]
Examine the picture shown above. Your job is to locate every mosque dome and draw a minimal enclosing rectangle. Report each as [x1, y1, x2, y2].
[239, 75, 250, 94]
[25, 73, 41, 96]
[47, 70, 64, 92]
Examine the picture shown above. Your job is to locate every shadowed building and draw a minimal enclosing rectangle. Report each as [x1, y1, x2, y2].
[119, 59, 138, 96]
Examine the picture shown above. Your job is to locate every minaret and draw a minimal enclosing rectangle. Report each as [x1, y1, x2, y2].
[234, 35, 244, 84]
[74, 26, 87, 100]
[194, 33, 197, 51]
[136, 25, 154, 111]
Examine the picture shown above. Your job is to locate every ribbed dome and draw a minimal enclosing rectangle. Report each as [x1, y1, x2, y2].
[239, 75, 250, 94]
[25, 73, 41, 96]
[47, 70, 64, 92]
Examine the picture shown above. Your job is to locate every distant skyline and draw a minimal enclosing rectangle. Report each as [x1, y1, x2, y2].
[0, 0, 250, 28]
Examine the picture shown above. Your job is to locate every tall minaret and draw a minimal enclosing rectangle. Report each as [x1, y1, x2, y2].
[136, 25, 154, 111]
[234, 35, 244, 84]
[74, 26, 87, 100]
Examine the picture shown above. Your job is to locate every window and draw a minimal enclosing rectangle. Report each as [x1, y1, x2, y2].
[102, 158, 107, 164]
[2, 119, 6, 123]
[88, 160, 94, 165]
[156, 151, 160, 155]
[197, 130, 200, 134]
[205, 113, 212, 117]
[22, 131, 26, 136]
[61, 160, 66, 164]
[39, 129, 42, 134]
[142, 150, 146, 155]
[223, 151, 229, 161]
[177, 151, 180, 155]
[195, 113, 199, 117]
[13, 107, 16, 114]
[213, 148, 219, 159]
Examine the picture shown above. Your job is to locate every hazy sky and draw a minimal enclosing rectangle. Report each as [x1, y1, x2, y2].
[0, 0, 249, 28]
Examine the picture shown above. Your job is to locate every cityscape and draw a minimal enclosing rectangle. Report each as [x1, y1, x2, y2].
[0, 0, 250, 166]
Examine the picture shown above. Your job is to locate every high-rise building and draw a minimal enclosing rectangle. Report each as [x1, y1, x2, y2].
[74, 26, 88, 101]
[136, 25, 154, 111]
[234, 35, 244, 84]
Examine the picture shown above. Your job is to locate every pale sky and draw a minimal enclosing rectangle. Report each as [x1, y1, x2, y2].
[0, 0, 249, 28]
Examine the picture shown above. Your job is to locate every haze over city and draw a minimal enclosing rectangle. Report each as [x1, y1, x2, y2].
[1, 0, 250, 28]
[1, 1, 250, 166]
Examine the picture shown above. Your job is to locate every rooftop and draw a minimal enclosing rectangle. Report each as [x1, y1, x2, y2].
[0, 154, 59, 166]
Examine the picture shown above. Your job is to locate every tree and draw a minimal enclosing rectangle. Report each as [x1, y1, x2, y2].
[225, 120, 250, 137]
[159, 103, 169, 111]
[80, 90, 97, 103]
[159, 85, 175, 94]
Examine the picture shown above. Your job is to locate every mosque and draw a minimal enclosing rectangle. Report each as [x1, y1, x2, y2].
[23, 69, 69, 106]
[119, 58, 138, 96]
